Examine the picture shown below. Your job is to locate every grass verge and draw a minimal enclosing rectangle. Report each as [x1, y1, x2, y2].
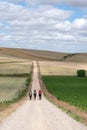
[59, 106, 83, 122]
[0, 74, 31, 110]
[39, 77, 87, 125]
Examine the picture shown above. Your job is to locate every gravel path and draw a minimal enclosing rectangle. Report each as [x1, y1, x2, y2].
[0, 61, 87, 130]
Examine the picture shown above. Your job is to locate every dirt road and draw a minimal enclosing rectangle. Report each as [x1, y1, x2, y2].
[0, 61, 87, 130]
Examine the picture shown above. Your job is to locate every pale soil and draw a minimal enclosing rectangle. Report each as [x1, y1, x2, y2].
[39, 61, 87, 75]
[0, 61, 87, 130]
[0, 95, 28, 122]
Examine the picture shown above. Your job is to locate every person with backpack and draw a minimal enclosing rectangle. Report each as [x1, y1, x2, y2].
[33, 90, 37, 100]
[38, 89, 42, 100]
[29, 90, 32, 100]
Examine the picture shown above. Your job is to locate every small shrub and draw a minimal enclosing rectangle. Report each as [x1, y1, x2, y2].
[77, 70, 86, 77]
[25, 76, 31, 86]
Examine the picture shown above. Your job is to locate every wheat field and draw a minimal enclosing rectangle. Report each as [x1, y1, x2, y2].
[0, 62, 32, 74]
[0, 77, 26, 102]
[38, 61, 87, 75]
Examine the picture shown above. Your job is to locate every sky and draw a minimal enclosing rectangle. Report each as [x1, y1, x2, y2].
[0, 0, 87, 53]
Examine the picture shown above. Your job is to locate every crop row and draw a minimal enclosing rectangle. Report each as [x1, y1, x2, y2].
[42, 76, 87, 112]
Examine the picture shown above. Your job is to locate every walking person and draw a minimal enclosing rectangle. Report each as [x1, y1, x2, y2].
[29, 90, 32, 100]
[38, 89, 42, 100]
[33, 90, 37, 100]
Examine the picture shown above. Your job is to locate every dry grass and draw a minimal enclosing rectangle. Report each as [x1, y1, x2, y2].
[0, 56, 30, 63]
[39, 61, 87, 75]
[0, 47, 87, 62]
[0, 62, 32, 74]
[0, 47, 67, 61]
[65, 54, 87, 63]
[0, 77, 26, 102]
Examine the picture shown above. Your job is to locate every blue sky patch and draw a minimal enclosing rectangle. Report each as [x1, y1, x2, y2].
[55, 4, 84, 21]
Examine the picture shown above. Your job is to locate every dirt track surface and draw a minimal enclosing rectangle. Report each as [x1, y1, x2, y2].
[0, 61, 87, 130]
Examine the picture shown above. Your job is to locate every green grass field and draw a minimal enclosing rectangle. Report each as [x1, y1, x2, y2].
[42, 76, 87, 112]
[0, 77, 27, 102]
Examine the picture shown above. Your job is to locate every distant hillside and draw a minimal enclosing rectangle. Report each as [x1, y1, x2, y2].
[0, 47, 87, 62]
[58, 53, 87, 63]
[0, 48, 68, 61]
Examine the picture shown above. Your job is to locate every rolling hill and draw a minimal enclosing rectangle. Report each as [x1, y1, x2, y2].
[0, 47, 87, 62]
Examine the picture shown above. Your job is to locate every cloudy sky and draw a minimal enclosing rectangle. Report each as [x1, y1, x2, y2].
[0, 0, 87, 53]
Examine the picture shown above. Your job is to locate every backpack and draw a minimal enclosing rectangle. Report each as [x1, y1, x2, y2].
[29, 91, 32, 96]
[39, 90, 42, 94]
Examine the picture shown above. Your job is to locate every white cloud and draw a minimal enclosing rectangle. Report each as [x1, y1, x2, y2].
[0, 1, 87, 52]
[72, 18, 87, 29]
[0, 2, 30, 21]
[54, 21, 71, 32]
